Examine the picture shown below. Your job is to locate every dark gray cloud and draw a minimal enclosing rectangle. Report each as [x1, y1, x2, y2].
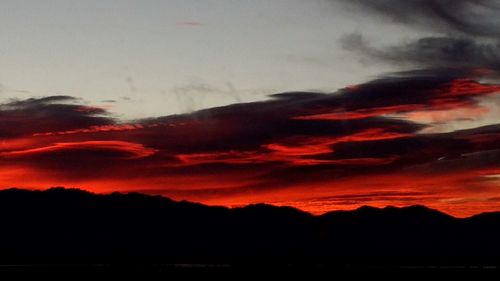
[338, 0, 500, 72]
[384, 37, 500, 70]
[0, 96, 115, 138]
[340, 0, 500, 37]
[342, 34, 500, 70]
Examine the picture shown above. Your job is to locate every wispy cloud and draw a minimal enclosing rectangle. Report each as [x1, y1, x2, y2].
[176, 21, 205, 27]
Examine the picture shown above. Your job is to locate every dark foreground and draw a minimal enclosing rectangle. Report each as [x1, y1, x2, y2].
[0, 188, 499, 271]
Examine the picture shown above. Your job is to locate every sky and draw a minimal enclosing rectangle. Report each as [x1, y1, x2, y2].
[1, 0, 500, 217]
[0, 0, 408, 117]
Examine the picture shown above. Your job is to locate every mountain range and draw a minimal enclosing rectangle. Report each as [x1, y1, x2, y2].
[0, 187, 499, 268]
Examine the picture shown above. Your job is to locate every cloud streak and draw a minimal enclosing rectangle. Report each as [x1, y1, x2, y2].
[0, 141, 157, 160]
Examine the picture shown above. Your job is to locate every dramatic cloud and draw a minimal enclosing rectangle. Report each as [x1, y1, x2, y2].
[3, 0, 500, 217]
[1, 0, 498, 219]
[0, 69, 499, 217]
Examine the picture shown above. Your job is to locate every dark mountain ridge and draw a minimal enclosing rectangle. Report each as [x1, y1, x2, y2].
[0, 187, 499, 267]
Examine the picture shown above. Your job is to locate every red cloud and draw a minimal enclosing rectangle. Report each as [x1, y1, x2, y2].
[1, 73, 500, 218]
[0, 141, 157, 159]
[434, 79, 500, 97]
[293, 105, 422, 121]
[33, 124, 146, 136]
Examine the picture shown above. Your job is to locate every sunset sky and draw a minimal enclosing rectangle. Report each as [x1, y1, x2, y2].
[1, 0, 500, 217]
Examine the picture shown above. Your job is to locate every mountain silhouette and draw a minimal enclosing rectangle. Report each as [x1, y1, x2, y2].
[0, 187, 499, 268]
